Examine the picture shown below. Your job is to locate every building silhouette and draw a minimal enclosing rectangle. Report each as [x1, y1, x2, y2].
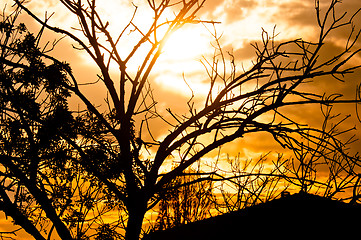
[144, 192, 361, 239]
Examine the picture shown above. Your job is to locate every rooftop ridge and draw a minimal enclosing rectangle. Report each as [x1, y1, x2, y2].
[144, 192, 361, 240]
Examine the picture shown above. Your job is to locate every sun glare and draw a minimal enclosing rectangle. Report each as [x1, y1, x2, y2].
[153, 26, 213, 96]
[162, 26, 210, 61]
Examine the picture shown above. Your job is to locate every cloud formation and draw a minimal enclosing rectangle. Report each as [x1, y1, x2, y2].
[2, 0, 360, 155]
[0, 0, 360, 231]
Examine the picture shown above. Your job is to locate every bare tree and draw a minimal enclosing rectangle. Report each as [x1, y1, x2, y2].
[282, 103, 360, 199]
[152, 166, 216, 231]
[1, 0, 360, 239]
[215, 104, 361, 213]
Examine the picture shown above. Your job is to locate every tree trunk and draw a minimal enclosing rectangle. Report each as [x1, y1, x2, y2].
[125, 203, 147, 240]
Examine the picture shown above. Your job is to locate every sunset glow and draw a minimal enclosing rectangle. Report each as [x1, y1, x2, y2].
[1, 0, 361, 239]
[152, 25, 212, 95]
[162, 27, 210, 61]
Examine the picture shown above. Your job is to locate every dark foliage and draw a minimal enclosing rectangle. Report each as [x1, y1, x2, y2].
[0, 0, 361, 239]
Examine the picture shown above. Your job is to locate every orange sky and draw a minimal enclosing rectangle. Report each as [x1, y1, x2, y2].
[1, 0, 361, 238]
[2, 0, 361, 195]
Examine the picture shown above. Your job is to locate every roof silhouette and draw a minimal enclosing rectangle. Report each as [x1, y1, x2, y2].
[144, 192, 361, 239]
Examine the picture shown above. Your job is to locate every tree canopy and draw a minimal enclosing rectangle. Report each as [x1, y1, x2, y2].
[1, 0, 361, 239]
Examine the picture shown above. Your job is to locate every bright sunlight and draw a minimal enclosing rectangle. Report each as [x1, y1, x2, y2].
[155, 25, 213, 96]
[162, 26, 210, 61]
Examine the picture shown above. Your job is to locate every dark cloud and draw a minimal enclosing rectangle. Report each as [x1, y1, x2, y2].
[230, 41, 260, 60]
[200, 0, 259, 24]
[271, 1, 316, 27]
[271, 0, 361, 40]
[216, 37, 361, 141]
[224, 0, 259, 24]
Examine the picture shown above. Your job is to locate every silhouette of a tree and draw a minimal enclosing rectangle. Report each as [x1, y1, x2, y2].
[281, 104, 359, 197]
[0, 7, 79, 239]
[0, 7, 127, 239]
[1, 0, 361, 239]
[153, 166, 216, 231]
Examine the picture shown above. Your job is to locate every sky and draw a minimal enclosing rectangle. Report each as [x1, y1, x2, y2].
[1, 0, 361, 238]
[3, 0, 360, 105]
